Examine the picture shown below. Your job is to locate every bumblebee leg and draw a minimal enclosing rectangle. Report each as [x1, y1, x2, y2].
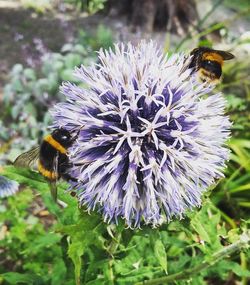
[61, 173, 77, 182]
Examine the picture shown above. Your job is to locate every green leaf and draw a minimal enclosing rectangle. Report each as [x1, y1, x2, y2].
[230, 183, 250, 193]
[61, 69, 76, 81]
[191, 216, 211, 244]
[68, 240, 84, 285]
[116, 267, 156, 284]
[1, 166, 49, 192]
[24, 233, 61, 255]
[24, 102, 37, 117]
[64, 54, 81, 69]
[51, 258, 67, 285]
[1, 272, 43, 284]
[154, 239, 168, 274]
[227, 229, 240, 243]
[11, 64, 23, 75]
[12, 78, 23, 92]
[231, 262, 250, 277]
[57, 211, 106, 285]
[23, 68, 36, 80]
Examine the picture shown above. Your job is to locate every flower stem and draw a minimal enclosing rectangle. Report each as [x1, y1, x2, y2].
[240, 251, 248, 285]
[135, 231, 250, 285]
[107, 228, 122, 285]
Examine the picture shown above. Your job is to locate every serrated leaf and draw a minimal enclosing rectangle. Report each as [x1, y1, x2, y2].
[1, 272, 43, 284]
[1, 166, 49, 191]
[58, 211, 106, 285]
[68, 240, 84, 285]
[51, 259, 67, 285]
[23, 233, 61, 254]
[231, 262, 250, 277]
[154, 239, 168, 274]
[116, 267, 156, 284]
[191, 217, 211, 243]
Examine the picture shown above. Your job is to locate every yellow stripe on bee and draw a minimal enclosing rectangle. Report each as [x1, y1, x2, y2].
[202, 52, 224, 65]
[44, 134, 67, 154]
[38, 161, 58, 180]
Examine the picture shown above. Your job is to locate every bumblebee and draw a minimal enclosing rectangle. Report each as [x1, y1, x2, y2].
[189, 47, 235, 84]
[14, 128, 78, 201]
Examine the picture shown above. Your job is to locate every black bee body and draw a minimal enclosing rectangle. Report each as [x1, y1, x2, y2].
[38, 129, 74, 181]
[14, 128, 78, 201]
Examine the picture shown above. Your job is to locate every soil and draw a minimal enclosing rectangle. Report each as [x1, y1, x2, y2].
[0, 1, 172, 92]
[0, 0, 249, 94]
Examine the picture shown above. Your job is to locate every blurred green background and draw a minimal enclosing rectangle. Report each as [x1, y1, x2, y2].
[0, 0, 249, 284]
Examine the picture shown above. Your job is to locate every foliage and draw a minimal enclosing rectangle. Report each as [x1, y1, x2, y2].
[2, 44, 88, 139]
[1, 166, 249, 285]
[20, 0, 52, 13]
[77, 25, 113, 50]
[0, 25, 113, 164]
[19, 0, 107, 14]
[211, 36, 250, 226]
[171, 0, 250, 229]
[87, 0, 107, 14]
[224, 0, 250, 16]
[0, 1, 250, 284]
[64, 0, 107, 14]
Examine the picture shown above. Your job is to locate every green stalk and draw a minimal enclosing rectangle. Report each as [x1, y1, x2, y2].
[219, 210, 237, 229]
[238, 202, 250, 208]
[135, 231, 250, 285]
[107, 228, 122, 285]
[240, 251, 248, 285]
[210, 204, 237, 229]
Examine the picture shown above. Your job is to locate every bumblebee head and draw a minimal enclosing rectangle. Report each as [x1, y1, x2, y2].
[52, 129, 73, 148]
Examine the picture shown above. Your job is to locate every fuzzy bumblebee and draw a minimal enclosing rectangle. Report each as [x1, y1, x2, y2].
[189, 46, 234, 84]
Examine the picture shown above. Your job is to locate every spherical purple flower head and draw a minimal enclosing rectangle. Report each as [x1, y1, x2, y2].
[52, 41, 231, 228]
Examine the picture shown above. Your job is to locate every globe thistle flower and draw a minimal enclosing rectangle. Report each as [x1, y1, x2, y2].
[0, 175, 19, 198]
[52, 41, 231, 227]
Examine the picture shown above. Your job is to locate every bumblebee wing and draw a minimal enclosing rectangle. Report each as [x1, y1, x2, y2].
[179, 54, 195, 76]
[14, 146, 40, 168]
[190, 47, 201, 56]
[0, 175, 19, 198]
[216, 50, 235, 60]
